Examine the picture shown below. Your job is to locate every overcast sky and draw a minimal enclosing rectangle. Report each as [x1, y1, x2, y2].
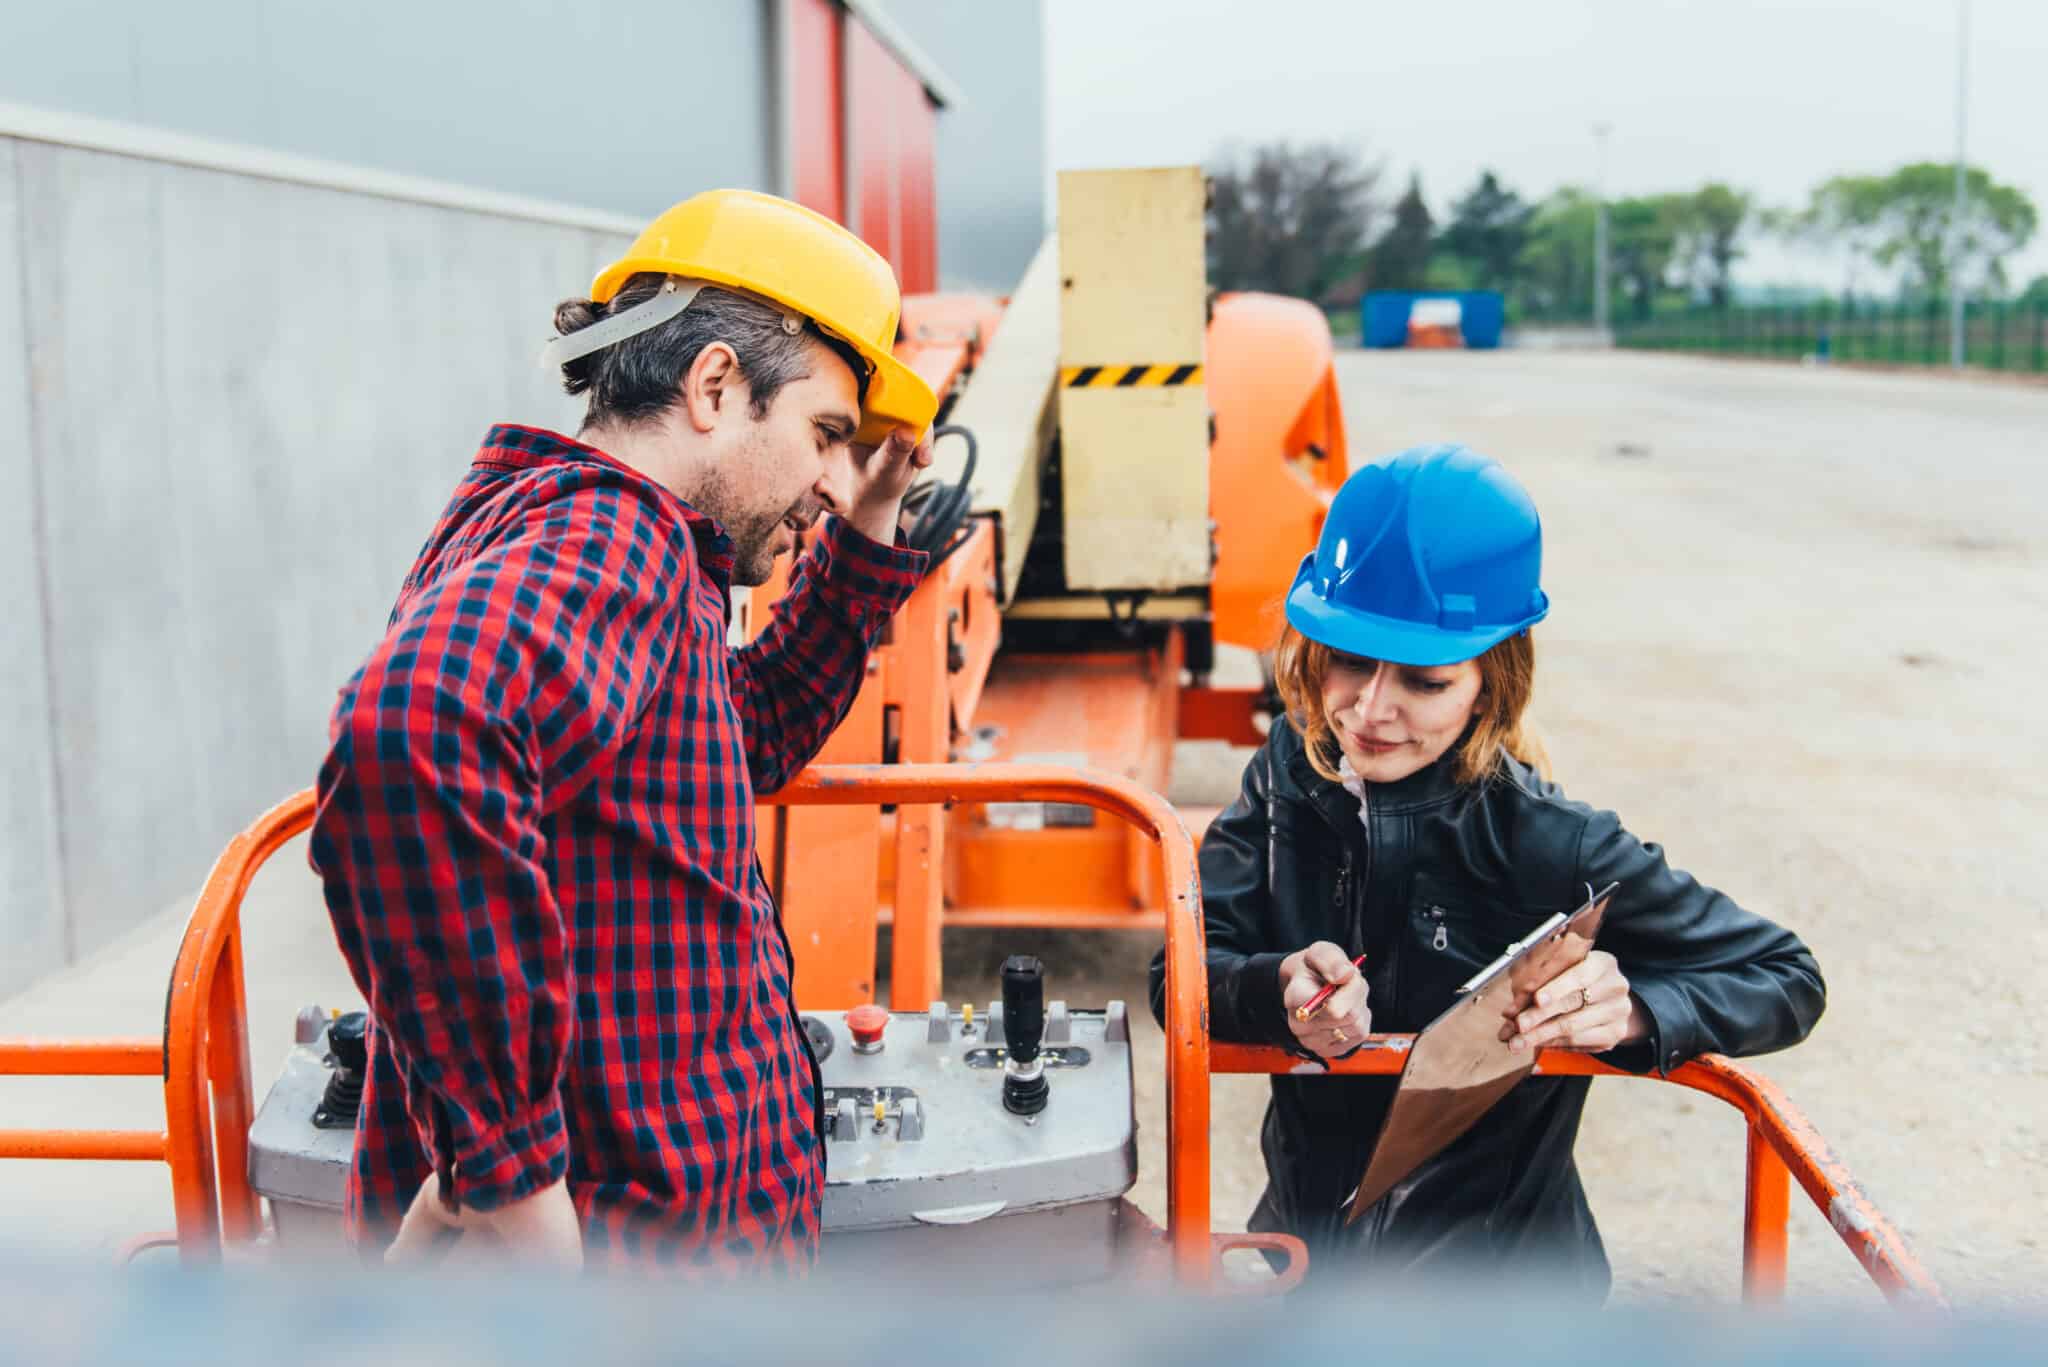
[1044, 0, 2048, 290]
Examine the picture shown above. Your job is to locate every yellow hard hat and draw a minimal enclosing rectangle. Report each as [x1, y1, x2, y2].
[584, 189, 935, 446]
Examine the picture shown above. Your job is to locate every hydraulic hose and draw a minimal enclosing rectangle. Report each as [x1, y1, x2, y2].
[902, 424, 980, 569]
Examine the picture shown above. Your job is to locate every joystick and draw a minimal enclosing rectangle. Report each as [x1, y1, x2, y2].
[313, 1011, 369, 1129]
[1000, 955, 1049, 1116]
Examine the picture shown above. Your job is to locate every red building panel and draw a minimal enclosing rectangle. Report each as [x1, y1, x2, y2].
[782, 1, 939, 291]
[848, 18, 900, 274]
[786, 0, 844, 221]
[895, 65, 936, 294]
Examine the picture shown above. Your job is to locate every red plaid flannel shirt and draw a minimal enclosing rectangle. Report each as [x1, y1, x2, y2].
[308, 424, 924, 1272]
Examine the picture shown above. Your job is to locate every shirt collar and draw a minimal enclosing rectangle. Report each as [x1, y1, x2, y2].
[474, 424, 736, 582]
[1292, 741, 1466, 814]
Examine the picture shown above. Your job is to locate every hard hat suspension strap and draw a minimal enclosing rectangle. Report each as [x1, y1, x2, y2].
[541, 277, 812, 373]
[540, 278, 705, 371]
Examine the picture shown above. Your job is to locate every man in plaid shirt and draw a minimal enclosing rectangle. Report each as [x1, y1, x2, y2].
[308, 191, 939, 1272]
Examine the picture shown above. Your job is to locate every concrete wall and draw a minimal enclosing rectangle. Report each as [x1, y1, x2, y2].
[0, 0, 1047, 293]
[0, 132, 630, 996]
[0, 0, 779, 226]
[0, 138, 70, 990]
[0, 1, 1048, 996]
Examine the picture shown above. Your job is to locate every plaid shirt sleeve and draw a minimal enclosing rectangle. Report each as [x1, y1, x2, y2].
[309, 481, 688, 1212]
[734, 515, 927, 793]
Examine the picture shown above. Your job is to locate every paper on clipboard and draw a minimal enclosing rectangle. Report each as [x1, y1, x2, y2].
[1343, 881, 1618, 1223]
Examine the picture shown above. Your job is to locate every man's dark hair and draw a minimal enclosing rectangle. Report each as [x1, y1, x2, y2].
[553, 273, 869, 429]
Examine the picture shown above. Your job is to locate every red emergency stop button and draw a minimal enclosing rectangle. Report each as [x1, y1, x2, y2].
[848, 1003, 888, 1054]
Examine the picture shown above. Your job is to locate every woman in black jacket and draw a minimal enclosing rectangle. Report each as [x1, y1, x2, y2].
[1148, 443, 1824, 1298]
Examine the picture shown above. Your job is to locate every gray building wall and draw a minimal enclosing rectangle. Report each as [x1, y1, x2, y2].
[885, 1, 1050, 292]
[0, 139, 70, 988]
[0, 1, 1046, 292]
[0, 0, 779, 224]
[0, 2, 1045, 997]
[0, 133, 629, 997]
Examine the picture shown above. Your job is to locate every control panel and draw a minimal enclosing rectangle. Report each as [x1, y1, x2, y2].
[811, 989, 1135, 1238]
[247, 963, 1137, 1281]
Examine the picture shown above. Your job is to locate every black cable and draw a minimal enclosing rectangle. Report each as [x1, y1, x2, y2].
[905, 424, 979, 569]
[908, 425, 975, 547]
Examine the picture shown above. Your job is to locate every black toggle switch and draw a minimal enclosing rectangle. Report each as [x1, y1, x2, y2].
[1000, 955, 1049, 1116]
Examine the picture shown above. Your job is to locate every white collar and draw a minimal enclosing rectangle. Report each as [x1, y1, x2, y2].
[1337, 756, 1370, 827]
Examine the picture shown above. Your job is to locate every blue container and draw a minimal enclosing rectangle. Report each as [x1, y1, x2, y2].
[1361, 290, 1506, 349]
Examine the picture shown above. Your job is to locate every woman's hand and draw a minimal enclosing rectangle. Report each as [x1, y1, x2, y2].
[1509, 950, 1649, 1053]
[1278, 942, 1371, 1058]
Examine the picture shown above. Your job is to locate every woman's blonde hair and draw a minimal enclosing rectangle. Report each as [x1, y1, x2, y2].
[1272, 624, 1550, 787]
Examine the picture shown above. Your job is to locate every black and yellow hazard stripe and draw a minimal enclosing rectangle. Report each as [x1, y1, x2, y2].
[1059, 363, 1204, 389]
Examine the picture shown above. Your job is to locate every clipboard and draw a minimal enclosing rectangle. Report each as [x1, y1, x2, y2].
[1343, 881, 1618, 1223]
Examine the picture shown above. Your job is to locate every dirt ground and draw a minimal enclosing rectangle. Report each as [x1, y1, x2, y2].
[4, 348, 2040, 1307]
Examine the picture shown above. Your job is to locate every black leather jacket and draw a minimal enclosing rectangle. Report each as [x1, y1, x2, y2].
[1147, 722, 1825, 1296]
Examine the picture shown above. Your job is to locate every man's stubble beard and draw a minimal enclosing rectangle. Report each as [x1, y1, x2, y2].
[692, 425, 796, 589]
[729, 530, 783, 588]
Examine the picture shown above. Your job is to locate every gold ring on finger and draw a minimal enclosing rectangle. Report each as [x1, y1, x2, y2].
[1578, 987, 1592, 1012]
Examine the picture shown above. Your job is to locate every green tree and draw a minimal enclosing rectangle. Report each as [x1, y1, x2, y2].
[1422, 255, 1479, 292]
[1371, 173, 1435, 291]
[1609, 194, 1690, 321]
[1207, 141, 1383, 300]
[2018, 275, 2048, 308]
[1794, 163, 2038, 297]
[1676, 183, 1752, 308]
[1438, 170, 1533, 293]
[1515, 189, 1597, 320]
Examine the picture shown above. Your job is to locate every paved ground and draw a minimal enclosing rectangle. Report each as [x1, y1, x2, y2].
[4, 349, 2042, 1307]
[933, 350, 2048, 1308]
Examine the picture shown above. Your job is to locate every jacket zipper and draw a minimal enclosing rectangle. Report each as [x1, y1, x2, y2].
[1304, 778, 1399, 1240]
[1352, 781, 1398, 1245]
[1353, 783, 1372, 956]
[1304, 780, 1374, 967]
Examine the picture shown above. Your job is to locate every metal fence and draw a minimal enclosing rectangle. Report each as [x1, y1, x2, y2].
[1615, 298, 2048, 374]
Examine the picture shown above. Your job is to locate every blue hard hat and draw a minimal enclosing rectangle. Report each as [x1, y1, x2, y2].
[1285, 443, 1548, 666]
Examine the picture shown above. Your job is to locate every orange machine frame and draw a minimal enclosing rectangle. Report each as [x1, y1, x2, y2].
[754, 290, 1352, 1014]
[1, 768, 1943, 1305]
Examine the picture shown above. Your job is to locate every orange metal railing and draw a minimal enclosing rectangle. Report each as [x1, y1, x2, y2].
[159, 789, 316, 1256]
[1206, 1041, 1941, 1304]
[764, 764, 1224, 1283]
[0, 789, 313, 1261]
[7, 767, 1946, 1304]
[0, 1038, 167, 1164]
[773, 765, 1943, 1304]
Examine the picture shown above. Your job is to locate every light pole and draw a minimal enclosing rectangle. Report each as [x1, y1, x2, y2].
[1949, 0, 1971, 370]
[1593, 122, 1611, 338]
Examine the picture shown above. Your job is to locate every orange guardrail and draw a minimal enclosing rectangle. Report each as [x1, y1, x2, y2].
[7, 766, 1945, 1305]
[0, 1037, 166, 1165]
[764, 764, 1224, 1283]
[774, 765, 1944, 1303]
[1206, 1040, 1942, 1305]
[1, 789, 315, 1262]
[160, 789, 316, 1257]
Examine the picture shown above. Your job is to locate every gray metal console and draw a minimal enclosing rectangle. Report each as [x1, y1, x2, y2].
[247, 988, 1137, 1284]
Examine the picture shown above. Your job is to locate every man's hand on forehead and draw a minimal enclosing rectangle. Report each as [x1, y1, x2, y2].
[842, 428, 933, 546]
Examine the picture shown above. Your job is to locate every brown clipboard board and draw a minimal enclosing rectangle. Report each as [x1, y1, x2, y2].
[1343, 881, 1618, 1223]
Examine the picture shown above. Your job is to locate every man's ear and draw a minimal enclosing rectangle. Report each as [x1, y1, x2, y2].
[680, 342, 743, 434]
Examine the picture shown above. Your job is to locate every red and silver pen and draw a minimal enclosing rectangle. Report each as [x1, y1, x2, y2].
[1296, 953, 1369, 1022]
